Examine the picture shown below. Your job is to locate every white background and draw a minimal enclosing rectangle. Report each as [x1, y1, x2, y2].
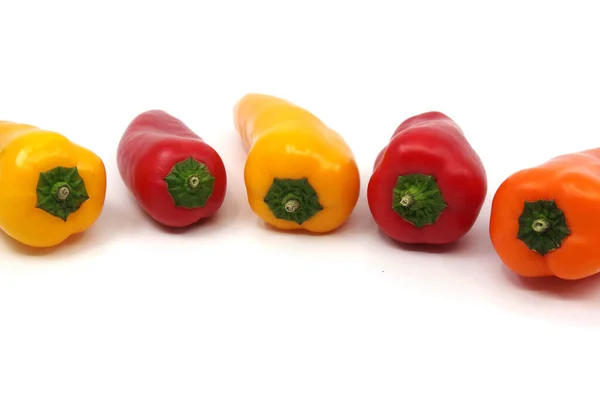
[1, 1, 600, 399]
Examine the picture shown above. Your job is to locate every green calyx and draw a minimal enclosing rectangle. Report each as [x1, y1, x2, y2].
[35, 166, 89, 221]
[516, 200, 571, 255]
[263, 177, 323, 225]
[164, 157, 216, 208]
[392, 173, 447, 228]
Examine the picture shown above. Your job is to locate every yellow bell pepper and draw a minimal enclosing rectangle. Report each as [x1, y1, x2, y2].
[233, 93, 360, 233]
[0, 121, 107, 248]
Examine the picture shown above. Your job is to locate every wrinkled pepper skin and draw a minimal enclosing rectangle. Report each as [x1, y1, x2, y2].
[490, 149, 600, 280]
[117, 110, 227, 228]
[0, 121, 106, 248]
[367, 112, 487, 244]
[233, 93, 360, 233]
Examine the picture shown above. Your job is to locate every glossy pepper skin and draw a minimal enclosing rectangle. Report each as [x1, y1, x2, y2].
[0, 121, 106, 248]
[233, 93, 360, 233]
[117, 110, 227, 228]
[367, 112, 487, 244]
[490, 149, 600, 280]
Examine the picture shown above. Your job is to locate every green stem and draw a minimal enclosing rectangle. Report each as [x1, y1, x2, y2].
[284, 198, 301, 213]
[263, 177, 323, 225]
[516, 200, 571, 255]
[187, 175, 201, 189]
[56, 184, 71, 201]
[164, 157, 216, 208]
[35, 166, 89, 221]
[392, 173, 447, 228]
[399, 194, 414, 208]
[531, 218, 550, 233]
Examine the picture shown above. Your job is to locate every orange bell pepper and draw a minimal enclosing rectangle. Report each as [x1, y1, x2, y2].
[0, 121, 106, 248]
[233, 93, 360, 233]
[489, 148, 600, 280]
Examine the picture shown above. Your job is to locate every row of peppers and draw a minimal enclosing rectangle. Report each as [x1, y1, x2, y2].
[0, 94, 591, 280]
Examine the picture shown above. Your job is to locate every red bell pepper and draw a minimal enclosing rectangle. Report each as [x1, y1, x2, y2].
[367, 111, 487, 244]
[117, 110, 227, 228]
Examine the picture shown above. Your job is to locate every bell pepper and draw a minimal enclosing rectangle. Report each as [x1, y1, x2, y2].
[490, 148, 600, 280]
[117, 110, 227, 228]
[0, 121, 106, 248]
[233, 93, 360, 233]
[367, 112, 487, 244]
